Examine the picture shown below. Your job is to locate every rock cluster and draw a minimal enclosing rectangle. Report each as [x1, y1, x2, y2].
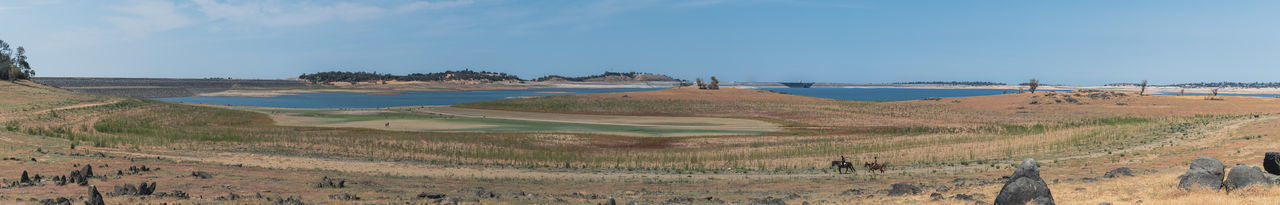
[111, 182, 157, 196]
[315, 176, 345, 188]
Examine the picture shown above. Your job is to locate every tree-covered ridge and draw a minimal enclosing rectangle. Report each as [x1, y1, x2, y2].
[533, 72, 678, 82]
[298, 70, 522, 83]
[0, 39, 35, 81]
[895, 81, 1006, 86]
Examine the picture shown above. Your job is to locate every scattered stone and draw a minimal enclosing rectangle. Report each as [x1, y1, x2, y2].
[1224, 164, 1270, 191]
[840, 189, 863, 195]
[328, 193, 360, 201]
[1080, 178, 1098, 183]
[1178, 157, 1225, 191]
[86, 185, 104, 205]
[1104, 167, 1134, 178]
[951, 193, 977, 202]
[929, 193, 944, 201]
[38, 197, 71, 205]
[217, 192, 241, 200]
[473, 187, 500, 198]
[1098, 202, 1112, 205]
[191, 171, 213, 179]
[417, 192, 446, 199]
[1265, 152, 1280, 175]
[314, 176, 344, 188]
[995, 158, 1054, 205]
[748, 196, 787, 205]
[111, 184, 138, 197]
[887, 183, 922, 196]
[605, 197, 616, 205]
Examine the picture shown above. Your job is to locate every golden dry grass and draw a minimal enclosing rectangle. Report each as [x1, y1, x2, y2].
[11, 82, 1280, 204]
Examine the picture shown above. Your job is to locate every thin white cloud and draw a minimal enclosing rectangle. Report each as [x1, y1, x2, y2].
[106, 0, 194, 37]
[191, 0, 475, 27]
[192, 0, 387, 27]
[396, 0, 475, 14]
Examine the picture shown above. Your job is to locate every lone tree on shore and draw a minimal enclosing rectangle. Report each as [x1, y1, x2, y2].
[696, 78, 706, 89]
[708, 76, 720, 90]
[0, 39, 35, 81]
[1139, 80, 1148, 96]
[1027, 78, 1040, 93]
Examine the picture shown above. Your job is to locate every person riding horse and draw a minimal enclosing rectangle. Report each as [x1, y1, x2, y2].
[864, 157, 886, 173]
[831, 155, 854, 174]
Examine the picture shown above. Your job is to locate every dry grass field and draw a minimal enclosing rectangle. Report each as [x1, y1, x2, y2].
[5, 81, 1280, 204]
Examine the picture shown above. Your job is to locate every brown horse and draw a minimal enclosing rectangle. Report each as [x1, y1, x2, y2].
[864, 157, 886, 173]
[831, 161, 854, 174]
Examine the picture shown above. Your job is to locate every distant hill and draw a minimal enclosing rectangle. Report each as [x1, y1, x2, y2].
[895, 81, 1006, 86]
[1171, 82, 1280, 88]
[298, 70, 521, 84]
[534, 72, 679, 82]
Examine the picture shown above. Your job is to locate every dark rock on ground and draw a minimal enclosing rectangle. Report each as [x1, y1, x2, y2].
[217, 192, 242, 200]
[472, 187, 500, 198]
[418, 192, 446, 199]
[38, 197, 72, 205]
[112, 182, 156, 196]
[995, 158, 1054, 205]
[1104, 167, 1133, 178]
[314, 176, 344, 188]
[887, 183, 922, 196]
[840, 189, 863, 195]
[1224, 164, 1270, 191]
[1178, 157, 1226, 190]
[929, 193, 944, 201]
[86, 185, 104, 205]
[951, 193, 978, 202]
[604, 197, 616, 205]
[155, 190, 190, 199]
[328, 193, 360, 201]
[20, 171, 31, 184]
[748, 196, 787, 205]
[1265, 152, 1280, 175]
[191, 171, 213, 179]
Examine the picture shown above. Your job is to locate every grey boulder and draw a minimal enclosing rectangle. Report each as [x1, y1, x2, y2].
[1177, 157, 1225, 190]
[995, 158, 1054, 205]
[1224, 164, 1270, 191]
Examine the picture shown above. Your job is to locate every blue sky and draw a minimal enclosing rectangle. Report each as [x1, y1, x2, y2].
[1, 0, 1279, 85]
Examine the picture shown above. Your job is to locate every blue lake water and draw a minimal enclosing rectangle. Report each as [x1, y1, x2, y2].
[760, 88, 1046, 101]
[154, 88, 662, 108]
[154, 87, 1061, 108]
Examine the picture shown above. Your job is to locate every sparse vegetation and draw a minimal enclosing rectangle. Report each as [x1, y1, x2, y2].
[1027, 78, 1040, 93]
[1139, 80, 1148, 96]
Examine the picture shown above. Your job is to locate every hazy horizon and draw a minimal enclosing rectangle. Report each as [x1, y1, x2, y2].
[4, 1, 1280, 85]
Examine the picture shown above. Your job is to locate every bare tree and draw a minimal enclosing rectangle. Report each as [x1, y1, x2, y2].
[1139, 80, 1148, 96]
[1027, 78, 1040, 93]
